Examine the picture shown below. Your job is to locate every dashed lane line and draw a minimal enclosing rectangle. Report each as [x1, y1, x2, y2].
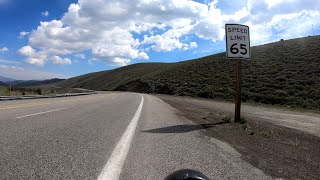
[16, 108, 68, 119]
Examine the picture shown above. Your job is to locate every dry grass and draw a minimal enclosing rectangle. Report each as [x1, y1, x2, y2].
[56, 35, 320, 110]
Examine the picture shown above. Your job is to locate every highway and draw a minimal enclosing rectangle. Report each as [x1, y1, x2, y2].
[0, 92, 271, 180]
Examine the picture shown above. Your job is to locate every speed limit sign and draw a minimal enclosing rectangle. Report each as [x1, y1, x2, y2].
[225, 24, 250, 122]
[225, 24, 250, 60]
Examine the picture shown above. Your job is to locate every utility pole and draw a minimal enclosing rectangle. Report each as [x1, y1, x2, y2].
[9, 82, 12, 96]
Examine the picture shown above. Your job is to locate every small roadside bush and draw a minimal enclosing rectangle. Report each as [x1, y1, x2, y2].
[36, 88, 42, 95]
[222, 116, 232, 123]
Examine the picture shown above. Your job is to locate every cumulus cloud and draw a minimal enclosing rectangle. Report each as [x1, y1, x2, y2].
[25, 0, 213, 66]
[26, 51, 49, 66]
[21, 0, 320, 66]
[143, 35, 186, 52]
[19, 31, 30, 38]
[0, 47, 8, 52]
[239, 0, 320, 44]
[189, 42, 198, 49]
[41, 11, 49, 17]
[18, 46, 50, 66]
[112, 57, 131, 66]
[18, 46, 36, 56]
[50, 56, 72, 65]
[26, 57, 46, 66]
[17, 45, 72, 66]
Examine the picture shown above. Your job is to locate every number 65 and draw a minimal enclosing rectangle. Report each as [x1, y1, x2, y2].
[230, 43, 247, 55]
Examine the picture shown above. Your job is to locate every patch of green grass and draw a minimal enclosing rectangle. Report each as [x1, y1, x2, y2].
[0, 86, 9, 96]
[235, 116, 247, 124]
[222, 116, 232, 123]
[239, 117, 247, 124]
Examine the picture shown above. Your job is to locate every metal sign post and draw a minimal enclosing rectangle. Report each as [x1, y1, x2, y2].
[225, 24, 250, 122]
[235, 59, 242, 122]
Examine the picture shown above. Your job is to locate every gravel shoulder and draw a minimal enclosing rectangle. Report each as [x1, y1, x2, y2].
[156, 94, 320, 180]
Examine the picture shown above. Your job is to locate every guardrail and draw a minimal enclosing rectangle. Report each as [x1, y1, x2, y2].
[0, 92, 98, 101]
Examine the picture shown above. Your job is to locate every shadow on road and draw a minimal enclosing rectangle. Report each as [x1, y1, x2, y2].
[141, 122, 224, 134]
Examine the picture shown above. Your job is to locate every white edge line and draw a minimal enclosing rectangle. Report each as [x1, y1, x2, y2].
[97, 95, 144, 180]
[16, 108, 68, 119]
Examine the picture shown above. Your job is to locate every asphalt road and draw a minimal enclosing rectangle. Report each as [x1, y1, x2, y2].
[0, 92, 271, 180]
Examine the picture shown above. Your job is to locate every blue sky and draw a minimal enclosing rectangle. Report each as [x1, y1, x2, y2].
[0, 0, 319, 80]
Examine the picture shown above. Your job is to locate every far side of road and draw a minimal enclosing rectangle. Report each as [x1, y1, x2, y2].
[156, 94, 320, 180]
[0, 92, 99, 101]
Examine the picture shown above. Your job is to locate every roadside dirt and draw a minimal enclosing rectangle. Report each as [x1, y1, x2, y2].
[157, 95, 320, 180]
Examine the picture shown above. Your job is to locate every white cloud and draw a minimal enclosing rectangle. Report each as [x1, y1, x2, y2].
[265, 0, 282, 8]
[26, 57, 46, 66]
[143, 35, 186, 52]
[113, 57, 131, 66]
[25, 51, 48, 66]
[0, 47, 8, 52]
[50, 56, 72, 65]
[141, 23, 199, 52]
[0, 65, 68, 80]
[19, 31, 30, 38]
[192, 1, 225, 41]
[189, 42, 198, 49]
[26, 0, 212, 65]
[42, 11, 49, 17]
[18, 46, 35, 56]
[18, 46, 49, 66]
[225, 0, 320, 45]
[75, 53, 86, 59]
[22, 0, 320, 66]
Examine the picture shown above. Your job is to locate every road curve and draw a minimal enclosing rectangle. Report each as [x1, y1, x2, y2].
[0, 92, 271, 180]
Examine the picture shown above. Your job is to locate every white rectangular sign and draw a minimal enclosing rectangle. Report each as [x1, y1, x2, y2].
[225, 24, 250, 60]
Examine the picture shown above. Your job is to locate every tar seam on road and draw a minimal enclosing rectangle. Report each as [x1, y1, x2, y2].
[16, 108, 69, 119]
[97, 94, 144, 180]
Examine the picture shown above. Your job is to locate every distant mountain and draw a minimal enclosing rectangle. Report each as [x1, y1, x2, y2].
[0, 81, 7, 86]
[12, 78, 66, 87]
[56, 35, 320, 110]
[0, 76, 15, 82]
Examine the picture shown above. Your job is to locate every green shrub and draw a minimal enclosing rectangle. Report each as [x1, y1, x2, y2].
[54, 36, 320, 110]
[237, 117, 247, 124]
[36, 88, 42, 95]
[222, 116, 232, 123]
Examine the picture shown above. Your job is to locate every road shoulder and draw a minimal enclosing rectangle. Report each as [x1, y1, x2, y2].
[157, 94, 320, 179]
[121, 94, 271, 180]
